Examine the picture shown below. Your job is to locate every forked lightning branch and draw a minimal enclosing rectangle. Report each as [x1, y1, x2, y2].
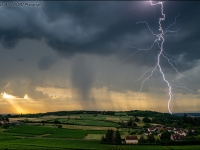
[124, 1, 192, 114]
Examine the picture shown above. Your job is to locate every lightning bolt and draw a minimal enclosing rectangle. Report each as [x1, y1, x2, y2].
[123, 1, 192, 114]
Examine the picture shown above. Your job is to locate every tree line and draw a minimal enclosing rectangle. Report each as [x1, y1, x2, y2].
[101, 129, 122, 145]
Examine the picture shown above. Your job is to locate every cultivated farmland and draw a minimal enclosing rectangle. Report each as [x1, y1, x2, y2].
[1, 111, 200, 149]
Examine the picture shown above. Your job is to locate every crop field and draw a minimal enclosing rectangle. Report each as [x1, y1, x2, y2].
[10, 114, 130, 128]
[0, 137, 170, 150]
[57, 118, 119, 127]
[84, 134, 104, 140]
[4, 125, 106, 139]
[0, 132, 199, 149]
[2, 138, 199, 150]
[0, 144, 59, 150]
[77, 114, 129, 121]
[44, 114, 130, 122]
[46, 129, 106, 139]
[58, 124, 117, 130]
[0, 134, 18, 140]
[1, 113, 199, 150]
[115, 112, 127, 116]
[42, 114, 130, 127]
[9, 117, 44, 122]
[167, 146, 200, 150]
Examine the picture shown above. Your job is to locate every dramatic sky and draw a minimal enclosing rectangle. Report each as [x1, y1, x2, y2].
[0, 1, 200, 114]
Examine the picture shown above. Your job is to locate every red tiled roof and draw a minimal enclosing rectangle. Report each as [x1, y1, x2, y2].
[164, 127, 172, 131]
[177, 131, 184, 134]
[125, 135, 138, 140]
[157, 128, 162, 131]
[174, 128, 180, 131]
[148, 128, 155, 130]
[172, 134, 185, 141]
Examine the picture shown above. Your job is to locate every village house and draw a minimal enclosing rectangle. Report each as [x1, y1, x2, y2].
[164, 127, 173, 132]
[177, 131, 187, 136]
[125, 135, 138, 144]
[170, 134, 186, 141]
[156, 128, 163, 133]
[173, 128, 187, 136]
[1, 120, 5, 125]
[173, 128, 181, 133]
[148, 128, 156, 132]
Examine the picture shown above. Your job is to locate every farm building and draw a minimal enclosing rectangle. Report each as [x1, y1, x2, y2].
[156, 128, 164, 133]
[125, 135, 138, 144]
[148, 128, 156, 132]
[1, 120, 5, 125]
[173, 128, 187, 136]
[170, 134, 186, 141]
[164, 127, 173, 132]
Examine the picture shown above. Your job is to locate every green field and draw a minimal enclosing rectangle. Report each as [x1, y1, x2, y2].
[1, 125, 199, 150]
[4, 125, 106, 139]
[1, 137, 200, 150]
[1, 113, 199, 150]
[1, 133, 196, 150]
[58, 119, 119, 127]
[46, 114, 129, 127]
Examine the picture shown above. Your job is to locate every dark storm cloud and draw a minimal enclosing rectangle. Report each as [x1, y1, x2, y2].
[0, 26, 41, 49]
[0, 1, 200, 71]
[38, 56, 55, 70]
[0, 2, 152, 55]
[42, 1, 156, 58]
[16, 58, 25, 62]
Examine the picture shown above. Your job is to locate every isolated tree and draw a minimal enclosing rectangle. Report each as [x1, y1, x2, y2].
[54, 120, 60, 124]
[115, 130, 122, 144]
[127, 118, 133, 127]
[143, 117, 151, 123]
[183, 113, 187, 122]
[101, 135, 105, 143]
[186, 136, 196, 141]
[111, 130, 115, 143]
[194, 117, 198, 123]
[105, 129, 114, 143]
[143, 123, 151, 128]
[147, 134, 155, 143]
[196, 135, 200, 141]
[135, 116, 140, 122]
[132, 122, 137, 127]
[120, 121, 126, 127]
[57, 124, 62, 128]
[160, 131, 170, 140]
[5, 117, 9, 122]
[139, 135, 146, 143]
[171, 123, 178, 128]
[160, 129, 165, 133]
[130, 130, 137, 135]
[187, 128, 194, 136]
[6, 114, 12, 118]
